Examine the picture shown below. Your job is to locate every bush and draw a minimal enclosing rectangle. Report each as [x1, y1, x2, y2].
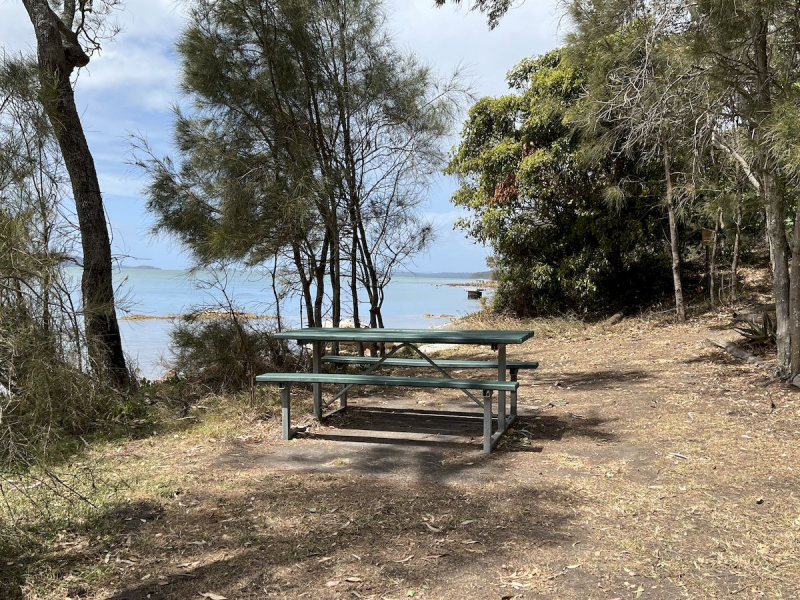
[0, 307, 138, 466]
[169, 312, 304, 392]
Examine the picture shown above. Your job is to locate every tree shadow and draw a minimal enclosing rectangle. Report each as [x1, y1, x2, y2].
[0, 499, 164, 600]
[259, 407, 617, 485]
[96, 476, 583, 599]
[535, 369, 649, 390]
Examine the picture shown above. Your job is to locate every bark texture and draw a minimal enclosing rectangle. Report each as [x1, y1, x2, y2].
[663, 146, 685, 322]
[22, 0, 129, 387]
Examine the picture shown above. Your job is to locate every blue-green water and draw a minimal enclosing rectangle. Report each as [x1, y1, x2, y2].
[69, 268, 492, 380]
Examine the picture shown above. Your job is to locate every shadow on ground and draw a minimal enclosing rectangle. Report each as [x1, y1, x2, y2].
[535, 369, 649, 389]
[210, 405, 617, 486]
[99, 475, 582, 599]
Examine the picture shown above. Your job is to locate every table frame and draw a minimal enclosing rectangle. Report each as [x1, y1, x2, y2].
[274, 328, 534, 451]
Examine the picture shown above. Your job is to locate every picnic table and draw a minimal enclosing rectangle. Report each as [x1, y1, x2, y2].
[256, 328, 537, 453]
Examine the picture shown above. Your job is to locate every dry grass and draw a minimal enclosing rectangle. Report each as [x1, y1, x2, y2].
[4, 291, 800, 599]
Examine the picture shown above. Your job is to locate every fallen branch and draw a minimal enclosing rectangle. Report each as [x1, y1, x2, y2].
[704, 336, 772, 370]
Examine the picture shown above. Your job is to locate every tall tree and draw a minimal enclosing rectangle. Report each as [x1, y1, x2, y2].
[566, 4, 711, 322]
[689, 0, 800, 375]
[138, 0, 461, 329]
[19, 0, 128, 386]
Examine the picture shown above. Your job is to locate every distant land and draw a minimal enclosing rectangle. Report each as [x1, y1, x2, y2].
[396, 270, 493, 280]
[120, 265, 162, 270]
[115, 265, 489, 278]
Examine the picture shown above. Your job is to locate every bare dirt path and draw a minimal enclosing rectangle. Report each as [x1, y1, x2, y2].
[43, 316, 800, 599]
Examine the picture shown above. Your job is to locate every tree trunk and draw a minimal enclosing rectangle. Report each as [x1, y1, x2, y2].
[789, 193, 800, 377]
[763, 175, 791, 374]
[22, 0, 129, 387]
[663, 145, 685, 322]
[710, 209, 721, 311]
[750, 12, 792, 375]
[292, 244, 315, 328]
[270, 254, 282, 332]
[312, 234, 329, 327]
[730, 187, 742, 302]
[350, 224, 361, 328]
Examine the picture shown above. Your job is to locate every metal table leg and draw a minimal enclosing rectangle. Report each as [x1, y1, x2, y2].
[338, 363, 348, 410]
[510, 367, 518, 422]
[312, 341, 322, 420]
[483, 389, 493, 454]
[497, 344, 506, 431]
[281, 383, 291, 440]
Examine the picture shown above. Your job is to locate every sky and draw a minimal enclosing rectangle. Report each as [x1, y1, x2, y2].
[0, 0, 564, 272]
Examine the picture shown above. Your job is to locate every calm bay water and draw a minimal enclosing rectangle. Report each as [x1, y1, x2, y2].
[68, 268, 491, 380]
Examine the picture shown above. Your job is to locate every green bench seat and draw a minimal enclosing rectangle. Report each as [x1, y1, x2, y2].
[320, 355, 539, 373]
[255, 372, 519, 391]
[256, 372, 519, 453]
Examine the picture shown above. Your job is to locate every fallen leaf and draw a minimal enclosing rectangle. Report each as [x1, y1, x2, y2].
[566, 564, 581, 569]
[325, 580, 340, 587]
[345, 576, 362, 582]
[392, 555, 414, 563]
[199, 593, 226, 600]
[421, 554, 448, 560]
[424, 522, 442, 533]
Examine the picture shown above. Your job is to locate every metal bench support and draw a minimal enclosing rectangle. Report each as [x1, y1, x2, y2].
[281, 383, 291, 441]
[483, 389, 493, 454]
[497, 344, 506, 432]
[312, 341, 323, 420]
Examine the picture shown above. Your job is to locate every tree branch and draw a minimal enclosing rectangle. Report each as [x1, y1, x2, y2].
[712, 131, 761, 192]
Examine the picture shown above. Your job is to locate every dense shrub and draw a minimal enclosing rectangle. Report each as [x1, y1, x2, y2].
[447, 51, 676, 317]
[169, 312, 305, 392]
[490, 195, 674, 316]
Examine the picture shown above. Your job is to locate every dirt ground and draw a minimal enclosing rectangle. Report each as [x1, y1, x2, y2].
[21, 310, 800, 599]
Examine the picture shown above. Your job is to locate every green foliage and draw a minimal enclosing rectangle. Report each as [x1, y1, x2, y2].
[136, 0, 463, 328]
[448, 50, 673, 316]
[170, 314, 305, 393]
[0, 53, 138, 483]
[735, 313, 776, 346]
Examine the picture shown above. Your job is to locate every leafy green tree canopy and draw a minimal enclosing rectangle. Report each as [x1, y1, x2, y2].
[447, 50, 672, 315]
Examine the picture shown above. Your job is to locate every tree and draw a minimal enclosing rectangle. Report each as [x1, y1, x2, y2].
[19, 0, 129, 386]
[447, 51, 672, 316]
[138, 0, 462, 329]
[565, 3, 714, 322]
[688, 0, 800, 375]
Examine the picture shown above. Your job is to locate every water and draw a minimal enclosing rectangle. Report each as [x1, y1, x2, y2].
[67, 268, 492, 380]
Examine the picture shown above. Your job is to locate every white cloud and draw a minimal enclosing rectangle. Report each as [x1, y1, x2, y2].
[0, 2, 36, 54]
[78, 42, 180, 110]
[387, 0, 563, 99]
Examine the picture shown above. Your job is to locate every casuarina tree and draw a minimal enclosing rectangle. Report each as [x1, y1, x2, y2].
[19, 0, 129, 386]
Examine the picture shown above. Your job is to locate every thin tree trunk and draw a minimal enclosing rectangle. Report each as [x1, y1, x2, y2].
[22, 0, 129, 387]
[663, 144, 685, 322]
[312, 234, 330, 327]
[350, 223, 361, 328]
[270, 253, 282, 332]
[764, 176, 791, 374]
[292, 244, 315, 328]
[710, 209, 721, 311]
[730, 187, 742, 302]
[789, 192, 800, 377]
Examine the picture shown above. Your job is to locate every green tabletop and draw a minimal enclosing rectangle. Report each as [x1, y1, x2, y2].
[274, 327, 534, 345]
